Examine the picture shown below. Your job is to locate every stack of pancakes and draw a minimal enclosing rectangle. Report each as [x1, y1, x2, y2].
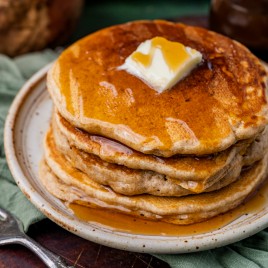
[40, 20, 268, 225]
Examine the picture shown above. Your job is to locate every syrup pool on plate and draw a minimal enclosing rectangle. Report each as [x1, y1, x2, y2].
[68, 179, 268, 236]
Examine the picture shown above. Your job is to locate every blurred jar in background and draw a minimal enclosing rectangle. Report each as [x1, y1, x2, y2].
[0, 0, 84, 57]
[209, 0, 268, 61]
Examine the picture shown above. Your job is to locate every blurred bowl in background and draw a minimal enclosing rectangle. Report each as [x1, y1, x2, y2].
[0, 0, 84, 57]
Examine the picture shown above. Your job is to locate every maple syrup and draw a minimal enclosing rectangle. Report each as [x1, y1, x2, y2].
[132, 37, 191, 70]
[69, 180, 268, 236]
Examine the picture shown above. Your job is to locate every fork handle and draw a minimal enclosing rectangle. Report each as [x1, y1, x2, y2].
[8, 235, 73, 268]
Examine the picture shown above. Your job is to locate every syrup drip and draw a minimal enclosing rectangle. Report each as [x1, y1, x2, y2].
[132, 37, 190, 71]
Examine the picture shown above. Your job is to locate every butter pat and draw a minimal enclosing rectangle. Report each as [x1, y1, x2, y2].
[119, 37, 202, 93]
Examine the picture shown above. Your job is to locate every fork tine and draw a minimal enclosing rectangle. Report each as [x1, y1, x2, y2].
[0, 207, 24, 234]
[0, 207, 8, 220]
[0, 214, 6, 220]
[0, 207, 12, 220]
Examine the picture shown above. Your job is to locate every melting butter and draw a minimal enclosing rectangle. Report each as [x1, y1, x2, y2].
[118, 37, 202, 93]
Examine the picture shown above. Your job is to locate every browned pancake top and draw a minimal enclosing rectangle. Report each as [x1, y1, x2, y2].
[50, 20, 268, 156]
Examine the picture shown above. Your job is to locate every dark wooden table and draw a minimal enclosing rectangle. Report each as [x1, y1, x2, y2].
[0, 16, 209, 268]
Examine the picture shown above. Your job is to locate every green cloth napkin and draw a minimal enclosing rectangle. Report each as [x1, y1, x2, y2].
[1, 49, 268, 268]
[0, 50, 57, 230]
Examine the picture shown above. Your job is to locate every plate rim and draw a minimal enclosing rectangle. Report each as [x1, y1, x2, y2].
[4, 63, 268, 254]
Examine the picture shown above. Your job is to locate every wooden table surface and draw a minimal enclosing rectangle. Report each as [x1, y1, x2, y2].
[0, 16, 209, 268]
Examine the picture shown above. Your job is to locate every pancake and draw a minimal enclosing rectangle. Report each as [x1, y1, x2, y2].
[52, 111, 268, 193]
[40, 129, 268, 224]
[47, 20, 268, 157]
[50, 126, 242, 196]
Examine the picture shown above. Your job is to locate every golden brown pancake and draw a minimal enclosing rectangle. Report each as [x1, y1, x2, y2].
[47, 20, 268, 157]
[52, 110, 268, 194]
[40, 129, 268, 225]
[51, 126, 243, 196]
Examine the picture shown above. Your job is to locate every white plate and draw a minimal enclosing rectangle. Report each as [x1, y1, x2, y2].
[4, 64, 268, 254]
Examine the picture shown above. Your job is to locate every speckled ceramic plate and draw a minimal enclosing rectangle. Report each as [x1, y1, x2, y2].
[4, 64, 268, 254]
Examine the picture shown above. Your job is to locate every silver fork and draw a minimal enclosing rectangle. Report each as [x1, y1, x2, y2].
[0, 207, 73, 268]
